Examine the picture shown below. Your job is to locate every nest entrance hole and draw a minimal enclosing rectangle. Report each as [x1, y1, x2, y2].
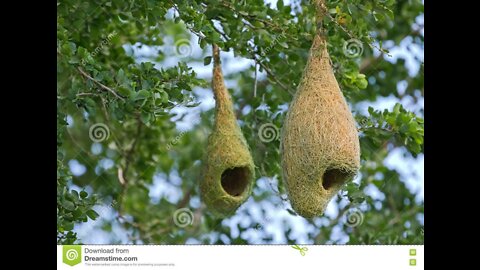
[221, 167, 250, 197]
[322, 169, 351, 191]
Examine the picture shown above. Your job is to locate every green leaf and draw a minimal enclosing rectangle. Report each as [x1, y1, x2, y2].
[77, 47, 88, 58]
[277, 0, 284, 10]
[141, 111, 151, 124]
[71, 190, 79, 200]
[393, 103, 402, 114]
[118, 86, 131, 96]
[86, 210, 99, 220]
[356, 77, 368, 89]
[200, 38, 207, 49]
[117, 69, 127, 84]
[203, 56, 212, 66]
[63, 222, 74, 231]
[161, 91, 169, 104]
[137, 89, 151, 99]
[80, 191, 88, 199]
[63, 200, 75, 211]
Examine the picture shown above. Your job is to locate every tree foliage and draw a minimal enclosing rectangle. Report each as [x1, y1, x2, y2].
[57, 0, 424, 244]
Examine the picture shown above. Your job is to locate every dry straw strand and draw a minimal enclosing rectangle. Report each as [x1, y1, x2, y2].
[200, 44, 255, 217]
[280, 0, 360, 218]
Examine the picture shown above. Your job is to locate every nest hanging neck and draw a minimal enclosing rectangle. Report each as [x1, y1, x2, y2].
[280, 0, 361, 218]
[200, 44, 255, 217]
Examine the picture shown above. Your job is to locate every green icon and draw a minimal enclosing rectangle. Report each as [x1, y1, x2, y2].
[63, 245, 82, 266]
[409, 249, 416, 256]
[410, 259, 416, 266]
[291, 245, 308, 256]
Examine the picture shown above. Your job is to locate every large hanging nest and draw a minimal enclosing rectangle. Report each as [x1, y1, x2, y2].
[200, 45, 255, 217]
[280, 0, 360, 218]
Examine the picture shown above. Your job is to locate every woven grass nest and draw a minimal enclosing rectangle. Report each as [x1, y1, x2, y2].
[200, 45, 255, 217]
[280, 0, 361, 218]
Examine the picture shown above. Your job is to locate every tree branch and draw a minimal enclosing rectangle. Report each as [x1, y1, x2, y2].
[77, 67, 125, 100]
[173, 1, 293, 96]
[253, 54, 294, 95]
[117, 117, 143, 215]
[124, 118, 143, 176]
[176, 187, 193, 209]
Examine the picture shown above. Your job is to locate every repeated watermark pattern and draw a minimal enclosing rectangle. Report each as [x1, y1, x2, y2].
[81, 31, 117, 65]
[78, 198, 119, 233]
[343, 38, 364, 58]
[173, 208, 194, 228]
[266, 177, 293, 212]
[261, 32, 287, 56]
[166, 130, 188, 151]
[258, 123, 280, 143]
[89, 123, 110, 142]
[345, 208, 364, 227]
[174, 39, 193, 58]
[97, 198, 118, 213]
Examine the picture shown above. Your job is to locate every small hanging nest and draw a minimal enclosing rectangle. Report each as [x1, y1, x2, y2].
[200, 45, 255, 217]
[280, 0, 360, 218]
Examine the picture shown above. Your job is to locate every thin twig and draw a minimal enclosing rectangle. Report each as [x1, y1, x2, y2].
[219, 1, 282, 31]
[254, 63, 258, 98]
[77, 67, 125, 100]
[117, 118, 143, 215]
[174, 2, 292, 96]
[253, 54, 293, 95]
[176, 187, 193, 209]
[76, 92, 99, 97]
[124, 118, 143, 176]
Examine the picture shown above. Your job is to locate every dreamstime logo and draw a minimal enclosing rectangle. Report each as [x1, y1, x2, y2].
[166, 130, 188, 151]
[258, 123, 280, 143]
[81, 31, 117, 65]
[345, 208, 364, 227]
[261, 32, 287, 56]
[174, 39, 193, 58]
[173, 208, 194, 228]
[63, 245, 82, 266]
[66, 249, 78, 260]
[89, 123, 110, 142]
[343, 39, 364, 58]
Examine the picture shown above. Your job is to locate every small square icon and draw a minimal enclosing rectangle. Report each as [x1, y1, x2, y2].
[409, 249, 416, 256]
[410, 259, 416, 266]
